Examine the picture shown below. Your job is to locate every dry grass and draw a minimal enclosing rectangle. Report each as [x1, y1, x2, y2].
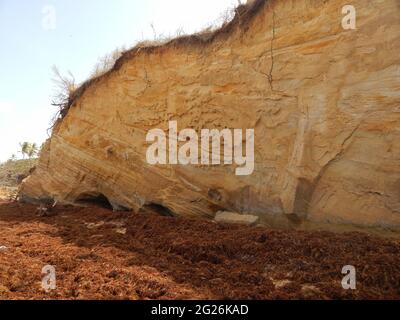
[90, 47, 126, 79]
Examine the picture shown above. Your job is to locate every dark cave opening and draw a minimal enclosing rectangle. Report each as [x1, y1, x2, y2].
[142, 203, 175, 217]
[75, 192, 113, 210]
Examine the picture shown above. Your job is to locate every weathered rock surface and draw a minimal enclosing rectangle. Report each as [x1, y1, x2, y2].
[215, 211, 260, 226]
[19, 0, 400, 230]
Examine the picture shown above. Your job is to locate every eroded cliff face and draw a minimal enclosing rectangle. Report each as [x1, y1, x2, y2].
[20, 0, 400, 229]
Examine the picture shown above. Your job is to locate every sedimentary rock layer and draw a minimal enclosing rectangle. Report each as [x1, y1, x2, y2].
[20, 0, 400, 229]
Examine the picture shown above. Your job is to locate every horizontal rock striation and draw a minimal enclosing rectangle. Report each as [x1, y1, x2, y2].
[20, 0, 400, 230]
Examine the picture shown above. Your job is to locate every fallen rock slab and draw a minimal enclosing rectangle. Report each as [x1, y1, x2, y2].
[214, 211, 259, 226]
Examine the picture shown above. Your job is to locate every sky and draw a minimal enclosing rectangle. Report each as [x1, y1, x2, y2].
[0, 0, 240, 162]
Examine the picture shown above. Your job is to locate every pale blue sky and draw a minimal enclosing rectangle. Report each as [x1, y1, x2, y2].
[0, 0, 239, 161]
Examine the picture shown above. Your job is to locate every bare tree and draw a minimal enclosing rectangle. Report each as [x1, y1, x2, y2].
[50, 65, 76, 123]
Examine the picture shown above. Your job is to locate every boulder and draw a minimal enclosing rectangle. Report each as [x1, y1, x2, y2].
[215, 211, 260, 226]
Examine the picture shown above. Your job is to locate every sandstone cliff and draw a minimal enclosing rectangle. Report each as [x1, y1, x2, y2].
[20, 0, 400, 230]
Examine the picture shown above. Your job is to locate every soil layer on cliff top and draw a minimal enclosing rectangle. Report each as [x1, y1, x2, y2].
[0, 200, 399, 300]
